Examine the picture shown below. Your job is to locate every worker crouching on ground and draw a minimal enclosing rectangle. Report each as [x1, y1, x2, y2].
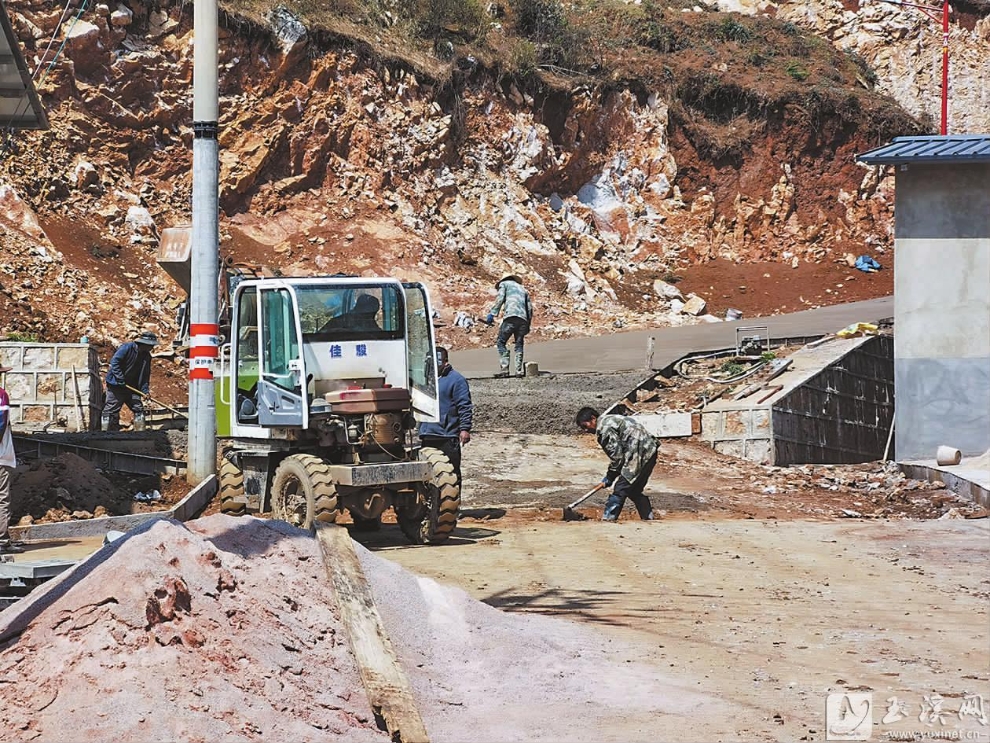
[418, 347, 473, 485]
[102, 331, 159, 432]
[576, 406, 658, 521]
[485, 274, 533, 378]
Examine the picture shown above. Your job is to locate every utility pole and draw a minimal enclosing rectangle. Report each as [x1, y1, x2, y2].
[879, 0, 951, 134]
[187, 0, 220, 484]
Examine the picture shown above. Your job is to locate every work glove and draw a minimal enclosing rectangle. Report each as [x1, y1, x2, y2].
[485, 313, 495, 326]
[601, 476, 614, 487]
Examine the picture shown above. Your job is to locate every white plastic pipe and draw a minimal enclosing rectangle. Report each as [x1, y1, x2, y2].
[936, 445, 962, 466]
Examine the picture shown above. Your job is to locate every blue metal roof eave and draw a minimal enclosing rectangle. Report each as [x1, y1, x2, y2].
[857, 135, 990, 165]
[858, 154, 990, 165]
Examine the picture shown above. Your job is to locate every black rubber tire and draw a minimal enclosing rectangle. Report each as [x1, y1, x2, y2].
[397, 447, 460, 545]
[218, 453, 246, 515]
[271, 454, 339, 530]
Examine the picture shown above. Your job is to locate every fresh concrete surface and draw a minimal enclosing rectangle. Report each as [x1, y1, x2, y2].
[452, 296, 893, 376]
[892, 238, 989, 459]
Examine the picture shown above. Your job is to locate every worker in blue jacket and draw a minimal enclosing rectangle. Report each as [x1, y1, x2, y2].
[418, 346, 473, 484]
[101, 331, 159, 432]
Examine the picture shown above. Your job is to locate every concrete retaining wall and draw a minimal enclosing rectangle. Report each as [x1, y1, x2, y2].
[697, 336, 892, 465]
[772, 335, 894, 465]
[0, 343, 103, 431]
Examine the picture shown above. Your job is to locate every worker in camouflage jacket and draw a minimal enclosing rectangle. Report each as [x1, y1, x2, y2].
[576, 407, 658, 521]
[485, 274, 533, 377]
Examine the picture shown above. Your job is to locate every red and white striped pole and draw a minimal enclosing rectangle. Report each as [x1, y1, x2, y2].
[940, 0, 949, 135]
[189, 323, 220, 380]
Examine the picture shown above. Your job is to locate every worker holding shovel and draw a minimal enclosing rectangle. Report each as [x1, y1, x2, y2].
[575, 407, 657, 521]
[101, 331, 159, 432]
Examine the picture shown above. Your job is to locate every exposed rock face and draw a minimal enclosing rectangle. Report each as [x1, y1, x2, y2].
[0, 0, 980, 371]
[722, 0, 990, 134]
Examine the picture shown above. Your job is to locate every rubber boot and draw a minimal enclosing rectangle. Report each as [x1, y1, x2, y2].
[515, 352, 525, 377]
[132, 415, 146, 432]
[101, 414, 111, 432]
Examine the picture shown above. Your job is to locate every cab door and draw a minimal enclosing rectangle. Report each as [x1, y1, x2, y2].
[403, 282, 440, 422]
[256, 283, 309, 429]
[228, 283, 262, 437]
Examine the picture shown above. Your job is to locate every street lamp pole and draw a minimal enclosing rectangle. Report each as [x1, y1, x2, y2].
[879, 0, 951, 135]
[188, 0, 220, 484]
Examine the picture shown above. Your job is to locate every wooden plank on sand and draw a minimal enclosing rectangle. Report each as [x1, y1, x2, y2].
[316, 524, 430, 743]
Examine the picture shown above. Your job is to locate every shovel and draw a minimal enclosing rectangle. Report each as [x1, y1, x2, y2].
[562, 482, 607, 521]
[125, 384, 189, 419]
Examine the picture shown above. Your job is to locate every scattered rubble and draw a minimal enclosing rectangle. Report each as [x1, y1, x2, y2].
[658, 442, 988, 521]
[9, 452, 186, 524]
[617, 347, 802, 415]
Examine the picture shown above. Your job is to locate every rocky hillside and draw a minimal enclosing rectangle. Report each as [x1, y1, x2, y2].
[0, 0, 985, 391]
[725, 0, 990, 135]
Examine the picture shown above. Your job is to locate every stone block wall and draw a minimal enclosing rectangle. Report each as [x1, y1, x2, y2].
[0, 343, 104, 430]
[701, 408, 773, 464]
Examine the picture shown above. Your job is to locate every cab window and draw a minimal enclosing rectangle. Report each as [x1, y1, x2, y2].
[261, 288, 299, 390]
[297, 284, 404, 342]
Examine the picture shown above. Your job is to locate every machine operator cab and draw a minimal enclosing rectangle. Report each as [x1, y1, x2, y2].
[219, 277, 440, 439]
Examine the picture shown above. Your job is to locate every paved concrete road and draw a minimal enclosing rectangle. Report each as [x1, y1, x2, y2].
[453, 296, 893, 377]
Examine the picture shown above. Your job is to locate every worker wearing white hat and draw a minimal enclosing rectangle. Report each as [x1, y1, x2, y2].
[484, 274, 533, 378]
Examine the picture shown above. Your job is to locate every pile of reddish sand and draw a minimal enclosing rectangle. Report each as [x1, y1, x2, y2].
[0, 517, 387, 743]
[1, 515, 734, 742]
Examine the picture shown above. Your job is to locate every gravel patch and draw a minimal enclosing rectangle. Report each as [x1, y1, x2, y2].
[469, 371, 649, 435]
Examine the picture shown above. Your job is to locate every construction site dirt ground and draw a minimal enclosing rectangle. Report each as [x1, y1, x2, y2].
[358, 515, 989, 742]
[3, 432, 988, 741]
[6, 369, 989, 741]
[352, 432, 989, 741]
